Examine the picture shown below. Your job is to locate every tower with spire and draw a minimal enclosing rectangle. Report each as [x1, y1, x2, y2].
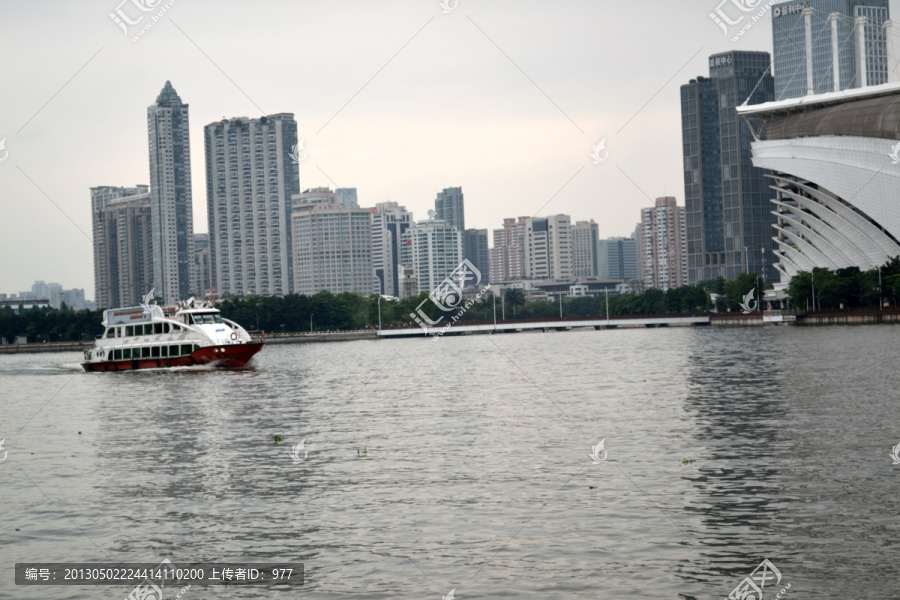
[147, 81, 195, 304]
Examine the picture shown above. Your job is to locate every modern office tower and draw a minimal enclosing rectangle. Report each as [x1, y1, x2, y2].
[204, 113, 299, 297]
[192, 233, 212, 297]
[524, 215, 572, 281]
[638, 197, 688, 291]
[90, 185, 153, 309]
[372, 201, 413, 297]
[681, 51, 776, 284]
[489, 217, 528, 283]
[336, 188, 358, 208]
[464, 229, 490, 282]
[572, 220, 600, 278]
[147, 81, 195, 304]
[291, 189, 373, 295]
[598, 235, 640, 280]
[772, 0, 890, 100]
[406, 217, 463, 294]
[434, 187, 465, 233]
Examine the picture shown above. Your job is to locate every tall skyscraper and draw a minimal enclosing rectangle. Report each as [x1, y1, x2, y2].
[204, 113, 299, 297]
[638, 197, 688, 291]
[598, 235, 640, 281]
[464, 229, 490, 282]
[489, 217, 528, 283]
[772, 0, 890, 100]
[572, 220, 600, 278]
[434, 187, 465, 233]
[192, 233, 212, 297]
[681, 51, 775, 284]
[148, 81, 195, 304]
[91, 185, 153, 309]
[404, 217, 463, 294]
[291, 189, 373, 295]
[371, 201, 413, 297]
[524, 215, 572, 281]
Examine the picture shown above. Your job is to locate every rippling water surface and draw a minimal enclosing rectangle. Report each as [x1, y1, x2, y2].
[1, 326, 899, 599]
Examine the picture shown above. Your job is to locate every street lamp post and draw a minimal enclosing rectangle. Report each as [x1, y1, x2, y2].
[377, 294, 382, 332]
[605, 286, 610, 323]
[493, 291, 497, 331]
[310, 314, 313, 333]
[559, 292, 563, 318]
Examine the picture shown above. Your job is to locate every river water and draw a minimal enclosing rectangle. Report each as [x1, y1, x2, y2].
[1, 325, 899, 599]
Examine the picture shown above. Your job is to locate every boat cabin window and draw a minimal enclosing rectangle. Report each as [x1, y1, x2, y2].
[191, 312, 223, 325]
[126, 326, 134, 337]
[105, 328, 114, 339]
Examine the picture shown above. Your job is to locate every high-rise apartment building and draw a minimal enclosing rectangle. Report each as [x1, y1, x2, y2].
[681, 51, 776, 284]
[148, 81, 195, 304]
[204, 113, 299, 297]
[572, 220, 600, 278]
[434, 187, 465, 233]
[489, 217, 528, 283]
[598, 235, 640, 281]
[638, 197, 688, 291]
[772, 0, 890, 100]
[524, 215, 572, 281]
[91, 185, 153, 309]
[371, 201, 412, 297]
[464, 229, 490, 282]
[192, 233, 212, 297]
[291, 189, 373, 295]
[404, 218, 463, 294]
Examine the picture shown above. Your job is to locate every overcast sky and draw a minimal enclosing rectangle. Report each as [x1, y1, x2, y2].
[2, 0, 896, 299]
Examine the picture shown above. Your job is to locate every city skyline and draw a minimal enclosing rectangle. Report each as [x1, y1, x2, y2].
[4, 1, 900, 299]
[0, 2, 800, 298]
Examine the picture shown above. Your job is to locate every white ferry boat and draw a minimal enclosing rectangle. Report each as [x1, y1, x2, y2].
[82, 295, 263, 372]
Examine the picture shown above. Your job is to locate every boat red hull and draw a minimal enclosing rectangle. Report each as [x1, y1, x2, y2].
[81, 343, 264, 372]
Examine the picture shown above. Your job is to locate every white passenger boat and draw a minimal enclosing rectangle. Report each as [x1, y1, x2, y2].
[82, 294, 263, 372]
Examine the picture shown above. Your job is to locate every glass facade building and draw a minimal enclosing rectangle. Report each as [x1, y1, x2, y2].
[681, 51, 776, 284]
[772, 0, 889, 100]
